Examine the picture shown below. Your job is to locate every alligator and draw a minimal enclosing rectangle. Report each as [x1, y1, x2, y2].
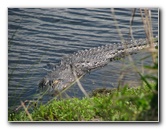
[39, 37, 158, 92]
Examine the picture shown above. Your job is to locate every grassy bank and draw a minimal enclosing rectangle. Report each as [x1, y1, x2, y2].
[9, 82, 158, 121]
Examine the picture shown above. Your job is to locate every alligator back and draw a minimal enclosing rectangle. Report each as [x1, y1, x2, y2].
[39, 38, 157, 92]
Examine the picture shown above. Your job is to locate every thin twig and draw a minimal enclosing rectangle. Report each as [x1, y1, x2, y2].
[139, 8, 157, 63]
[21, 101, 33, 121]
[129, 8, 136, 40]
[111, 8, 124, 42]
[71, 65, 89, 98]
[15, 100, 29, 112]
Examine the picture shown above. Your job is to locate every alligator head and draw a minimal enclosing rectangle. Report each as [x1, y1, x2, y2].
[38, 64, 82, 92]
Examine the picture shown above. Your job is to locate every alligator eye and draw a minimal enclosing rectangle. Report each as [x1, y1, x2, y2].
[49, 80, 60, 89]
[52, 80, 59, 86]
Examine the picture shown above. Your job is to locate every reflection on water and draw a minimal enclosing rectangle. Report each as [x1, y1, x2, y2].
[8, 8, 158, 109]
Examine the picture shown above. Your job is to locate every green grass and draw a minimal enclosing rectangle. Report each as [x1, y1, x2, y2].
[8, 82, 158, 121]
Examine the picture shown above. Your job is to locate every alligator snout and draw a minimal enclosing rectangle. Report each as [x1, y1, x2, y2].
[39, 77, 66, 92]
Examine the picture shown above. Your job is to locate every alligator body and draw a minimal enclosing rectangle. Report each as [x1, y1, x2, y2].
[39, 38, 157, 92]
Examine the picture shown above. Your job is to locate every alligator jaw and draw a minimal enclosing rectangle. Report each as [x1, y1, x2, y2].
[38, 77, 74, 92]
